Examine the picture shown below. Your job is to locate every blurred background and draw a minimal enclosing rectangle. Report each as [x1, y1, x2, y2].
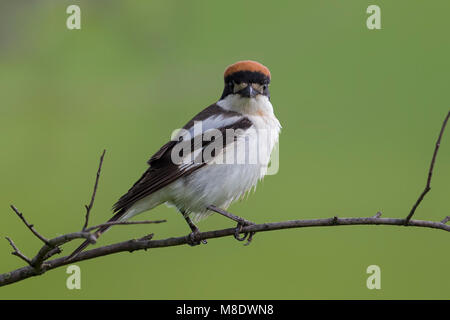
[0, 0, 449, 299]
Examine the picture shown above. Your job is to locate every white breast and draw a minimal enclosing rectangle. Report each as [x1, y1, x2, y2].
[166, 95, 281, 221]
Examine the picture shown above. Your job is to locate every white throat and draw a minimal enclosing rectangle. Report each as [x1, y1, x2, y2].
[217, 94, 274, 117]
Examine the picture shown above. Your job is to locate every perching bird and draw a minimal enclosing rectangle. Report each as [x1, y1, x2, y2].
[68, 60, 281, 259]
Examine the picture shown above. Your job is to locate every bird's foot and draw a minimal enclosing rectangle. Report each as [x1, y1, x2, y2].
[206, 205, 256, 245]
[187, 228, 207, 246]
[234, 221, 256, 245]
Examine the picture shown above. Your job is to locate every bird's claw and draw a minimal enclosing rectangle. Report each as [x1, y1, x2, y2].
[187, 229, 207, 246]
[234, 221, 256, 245]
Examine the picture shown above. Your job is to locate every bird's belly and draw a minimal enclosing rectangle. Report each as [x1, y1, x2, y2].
[166, 163, 263, 221]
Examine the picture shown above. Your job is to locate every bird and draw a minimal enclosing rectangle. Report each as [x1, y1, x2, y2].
[68, 60, 281, 259]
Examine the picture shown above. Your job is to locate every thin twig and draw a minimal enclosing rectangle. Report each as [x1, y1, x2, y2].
[10, 205, 50, 245]
[441, 216, 450, 224]
[137, 233, 154, 241]
[1, 214, 450, 287]
[5, 237, 32, 265]
[405, 111, 450, 224]
[84, 219, 167, 232]
[373, 211, 382, 218]
[82, 149, 106, 230]
[42, 247, 62, 261]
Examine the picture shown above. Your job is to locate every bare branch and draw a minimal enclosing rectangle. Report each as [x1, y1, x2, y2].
[373, 211, 382, 218]
[441, 216, 450, 224]
[1, 215, 449, 287]
[137, 233, 154, 241]
[10, 205, 50, 245]
[82, 149, 106, 230]
[405, 111, 450, 224]
[42, 247, 62, 261]
[1, 112, 449, 288]
[5, 237, 32, 265]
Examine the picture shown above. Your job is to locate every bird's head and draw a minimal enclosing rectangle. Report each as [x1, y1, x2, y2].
[220, 60, 271, 101]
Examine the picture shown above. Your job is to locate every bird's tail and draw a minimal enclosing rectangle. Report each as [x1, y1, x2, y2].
[66, 210, 126, 261]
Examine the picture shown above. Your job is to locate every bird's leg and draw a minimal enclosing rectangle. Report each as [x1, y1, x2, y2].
[207, 205, 256, 244]
[181, 211, 207, 246]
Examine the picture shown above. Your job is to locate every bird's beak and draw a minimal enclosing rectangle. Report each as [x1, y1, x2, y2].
[238, 84, 258, 98]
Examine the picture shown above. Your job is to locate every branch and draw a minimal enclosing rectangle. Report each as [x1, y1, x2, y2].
[1, 213, 449, 287]
[10, 205, 50, 245]
[82, 149, 106, 231]
[405, 111, 450, 223]
[1, 112, 449, 287]
[2, 218, 166, 276]
[2, 150, 166, 280]
[5, 237, 32, 265]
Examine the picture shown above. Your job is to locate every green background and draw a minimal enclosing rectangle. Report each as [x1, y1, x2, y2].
[0, 0, 449, 299]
